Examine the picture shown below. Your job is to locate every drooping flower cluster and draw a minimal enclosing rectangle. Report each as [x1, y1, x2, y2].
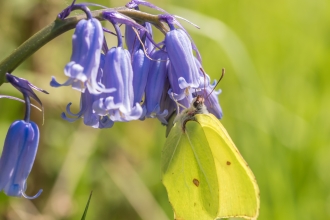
[0, 0, 223, 200]
[52, 0, 223, 128]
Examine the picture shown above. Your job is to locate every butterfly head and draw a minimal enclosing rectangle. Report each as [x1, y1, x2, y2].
[193, 95, 204, 110]
[192, 95, 208, 115]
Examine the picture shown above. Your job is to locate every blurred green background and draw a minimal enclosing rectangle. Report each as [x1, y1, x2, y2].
[0, 0, 329, 219]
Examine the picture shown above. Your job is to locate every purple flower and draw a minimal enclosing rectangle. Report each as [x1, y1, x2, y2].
[93, 47, 143, 121]
[62, 55, 114, 128]
[144, 50, 169, 123]
[132, 49, 150, 107]
[51, 18, 114, 94]
[0, 120, 42, 199]
[165, 29, 200, 90]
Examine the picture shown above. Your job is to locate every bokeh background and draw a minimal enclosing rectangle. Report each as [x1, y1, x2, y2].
[0, 0, 330, 219]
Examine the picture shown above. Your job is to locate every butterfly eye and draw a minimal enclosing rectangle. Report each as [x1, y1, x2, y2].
[193, 100, 201, 110]
[193, 100, 199, 108]
[193, 95, 204, 108]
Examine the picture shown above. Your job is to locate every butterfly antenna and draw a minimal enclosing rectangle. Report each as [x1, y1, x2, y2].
[207, 68, 225, 99]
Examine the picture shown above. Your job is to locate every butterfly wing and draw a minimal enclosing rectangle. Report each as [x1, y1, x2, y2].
[162, 121, 219, 219]
[162, 113, 259, 220]
[194, 114, 260, 219]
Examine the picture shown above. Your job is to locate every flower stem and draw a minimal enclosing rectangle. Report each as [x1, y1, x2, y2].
[23, 93, 31, 123]
[0, 7, 166, 86]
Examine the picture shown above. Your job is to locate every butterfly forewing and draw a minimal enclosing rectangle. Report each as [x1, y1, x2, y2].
[195, 114, 260, 219]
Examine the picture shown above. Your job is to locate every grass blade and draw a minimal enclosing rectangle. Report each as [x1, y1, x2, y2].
[81, 191, 93, 220]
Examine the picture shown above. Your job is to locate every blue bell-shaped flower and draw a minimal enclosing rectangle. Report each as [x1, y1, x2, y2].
[93, 47, 143, 121]
[132, 48, 150, 109]
[50, 18, 115, 94]
[61, 54, 114, 128]
[0, 120, 42, 199]
[165, 29, 200, 90]
[144, 50, 169, 123]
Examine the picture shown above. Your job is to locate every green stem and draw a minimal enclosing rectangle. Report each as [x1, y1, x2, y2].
[0, 7, 167, 86]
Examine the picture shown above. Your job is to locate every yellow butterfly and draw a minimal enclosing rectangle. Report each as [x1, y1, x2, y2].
[162, 95, 260, 220]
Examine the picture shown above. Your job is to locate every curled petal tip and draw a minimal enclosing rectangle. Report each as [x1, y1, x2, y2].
[61, 112, 80, 123]
[22, 189, 43, 199]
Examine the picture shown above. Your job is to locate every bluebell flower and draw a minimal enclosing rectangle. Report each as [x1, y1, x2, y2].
[144, 50, 169, 123]
[132, 48, 150, 112]
[50, 18, 115, 94]
[165, 28, 200, 90]
[0, 120, 42, 199]
[93, 47, 143, 121]
[62, 55, 114, 128]
[1, 74, 46, 198]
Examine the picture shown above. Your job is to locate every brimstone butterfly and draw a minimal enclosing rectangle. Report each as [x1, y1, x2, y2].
[162, 95, 260, 220]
